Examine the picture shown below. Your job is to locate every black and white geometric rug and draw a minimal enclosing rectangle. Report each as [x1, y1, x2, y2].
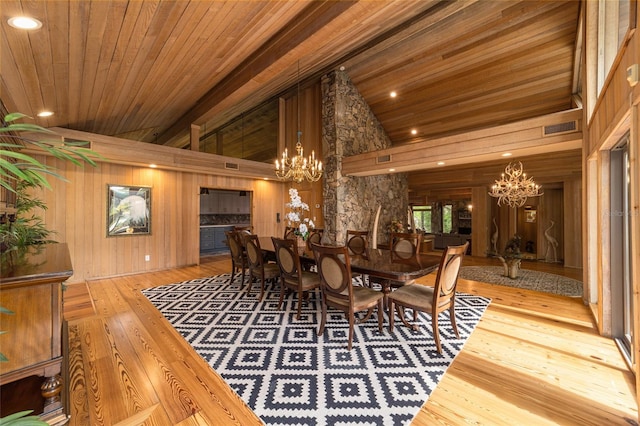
[142, 274, 490, 425]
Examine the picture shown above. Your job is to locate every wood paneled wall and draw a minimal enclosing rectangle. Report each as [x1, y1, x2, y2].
[36, 155, 284, 284]
[23, 80, 327, 284]
[583, 1, 639, 407]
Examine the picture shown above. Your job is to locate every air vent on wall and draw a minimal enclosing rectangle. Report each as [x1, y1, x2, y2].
[543, 121, 577, 136]
[224, 162, 239, 170]
[376, 154, 392, 164]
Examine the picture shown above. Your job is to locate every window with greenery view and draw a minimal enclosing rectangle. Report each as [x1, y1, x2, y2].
[412, 205, 432, 233]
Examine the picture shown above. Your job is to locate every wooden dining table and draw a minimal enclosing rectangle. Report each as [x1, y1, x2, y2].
[258, 236, 442, 300]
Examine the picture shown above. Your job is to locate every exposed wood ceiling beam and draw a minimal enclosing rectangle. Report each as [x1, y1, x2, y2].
[158, 1, 358, 147]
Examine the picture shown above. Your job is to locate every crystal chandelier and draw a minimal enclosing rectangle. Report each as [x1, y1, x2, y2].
[275, 62, 323, 183]
[489, 161, 543, 208]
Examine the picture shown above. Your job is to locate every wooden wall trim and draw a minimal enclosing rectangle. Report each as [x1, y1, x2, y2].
[342, 109, 582, 176]
[46, 127, 276, 180]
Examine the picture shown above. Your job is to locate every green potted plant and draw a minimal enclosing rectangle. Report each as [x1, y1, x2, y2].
[0, 410, 48, 425]
[1, 112, 99, 252]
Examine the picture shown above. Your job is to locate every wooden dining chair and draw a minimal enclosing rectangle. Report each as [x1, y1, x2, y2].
[234, 225, 253, 234]
[306, 228, 324, 250]
[225, 230, 247, 287]
[272, 237, 321, 320]
[346, 230, 370, 286]
[389, 232, 423, 261]
[346, 230, 369, 255]
[388, 242, 469, 353]
[311, 243, 384, 350]
[284, 226, 297, 240]
[380, 231, 425, 293]
[243, 234, 281, 301]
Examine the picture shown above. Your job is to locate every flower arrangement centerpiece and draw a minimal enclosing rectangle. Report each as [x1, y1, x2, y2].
[389, 219, 404, 233]
[285, 188, 315, 241]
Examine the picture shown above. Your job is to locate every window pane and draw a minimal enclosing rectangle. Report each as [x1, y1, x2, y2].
[200, 100, 278, 163]
[412, 205, 432, 233]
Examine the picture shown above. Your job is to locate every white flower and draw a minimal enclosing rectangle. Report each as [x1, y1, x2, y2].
[286, 188, 309, 211]
[286, 212, 300, 223]
[285, 188, 313, 237]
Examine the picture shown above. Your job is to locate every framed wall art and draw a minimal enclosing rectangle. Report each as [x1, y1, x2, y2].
[525, 209, 537, 223]
[107, 185, 151, 236]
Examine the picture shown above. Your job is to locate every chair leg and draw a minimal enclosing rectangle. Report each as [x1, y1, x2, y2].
[317, 302, 327, 336]
[278, 280, 286, 310]
[396, 305, 417, 331]
[230, 260, 236, 283]
[296, 290, 303, 320]
[377, 299, 383, 332]
[432, 313, 441, 354]
[245, 275, 254, 297]
[449, 305, 460, 338]
[257, 274, 265, 301]
[348, 313, 355, 350]
[389, 300, 395, 332]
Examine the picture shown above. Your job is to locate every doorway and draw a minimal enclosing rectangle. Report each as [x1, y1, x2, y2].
[517, 205, 538, 259]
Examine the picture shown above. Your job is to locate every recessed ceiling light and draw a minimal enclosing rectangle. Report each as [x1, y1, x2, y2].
[8, 16, 42, 30]
[437, 161, 445, 166]
[389, 168, 395, 172]
[37, 111, 54, 117]
[390, 91, 397, 98]
[149, 164, 157, 168]
[502, 152, 512, 157]
[411, 129, 417, 135]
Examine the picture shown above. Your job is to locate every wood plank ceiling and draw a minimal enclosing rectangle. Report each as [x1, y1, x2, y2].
[1, 0, 581, 195]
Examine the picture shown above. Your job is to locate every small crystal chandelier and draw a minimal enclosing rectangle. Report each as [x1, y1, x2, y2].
[275, 61, 323, 183]
[489, 161, 543, 208]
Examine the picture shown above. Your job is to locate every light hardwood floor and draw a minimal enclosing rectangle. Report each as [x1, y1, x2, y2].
[63, 254, 637, 425]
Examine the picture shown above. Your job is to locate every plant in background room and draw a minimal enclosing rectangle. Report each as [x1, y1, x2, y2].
[285, 188, 314, 240]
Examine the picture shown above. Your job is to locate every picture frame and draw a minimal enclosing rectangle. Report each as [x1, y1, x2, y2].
[525, 209, 537, 223]
[107, 185, 151, 236]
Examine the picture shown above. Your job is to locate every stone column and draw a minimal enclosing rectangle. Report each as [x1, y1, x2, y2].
[321, 70, 408, 246]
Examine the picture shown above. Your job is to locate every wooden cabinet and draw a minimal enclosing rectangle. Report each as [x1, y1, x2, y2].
[213, 228, 229, 248]
[200, 227, 216, 251]
[201, 191, 250, 215]
[200, 226, 233, 253]
[0, 243, 72, 425]
[200, 193, 219, 214]
[218, 192, 250, 214]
